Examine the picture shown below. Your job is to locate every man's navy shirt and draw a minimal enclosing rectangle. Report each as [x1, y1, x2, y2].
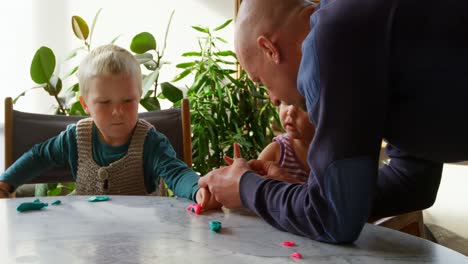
[240, 0, 468, 243]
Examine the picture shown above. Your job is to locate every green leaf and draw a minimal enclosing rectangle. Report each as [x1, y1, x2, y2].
[134, 53, 154, 64]
[69, 101, 86, 116]
[142, 69, 159, 96]
[176, 62, 196, 69]
[13, 85, 45, 104]
[215, 50, 236, 57]
[213, 19, 232, 31]
[30, 46, 56, 84]
[157, 92, 166, 99]
[215, 37, 228, 43]
[137, 53, 158, 70]
[222, 69, 237, 75]
[143, 89, 153, 99]
[64, 47, 85, 61]
[67, 183, 76, 190]
[160, 10, 175, 58]
[65, 66, 79, 78]
[140, 97, 160, 111]
[89, 8, 102, 46]
[110, 34, 122, 44]
[182, 51, 202, 57]
[172, 68, 191, 82]
[190, 72, 209, 92]
[71, 16, 89, 40]
[161, 82, 183, 103]
[143, 61, 157, 71]
[215, 58, 236, 65]
[13, 91, 27, 104]
[191, 26, 209, 33]
[130, 32, 156, 54]
[47, 187, 62, 196]
[48, 75, 62, 96]
[67, 83, 80, 93]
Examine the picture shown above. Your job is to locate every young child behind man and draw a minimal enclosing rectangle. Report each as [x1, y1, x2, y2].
[258, 102, 315, 182]
[0, 44, 217, 209]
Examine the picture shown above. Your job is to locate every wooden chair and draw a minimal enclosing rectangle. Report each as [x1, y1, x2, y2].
[3, 97, 192, 196]
[370, 210, 426, 239]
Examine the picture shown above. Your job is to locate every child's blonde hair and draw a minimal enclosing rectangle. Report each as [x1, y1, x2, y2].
[77, 44, 142, 99]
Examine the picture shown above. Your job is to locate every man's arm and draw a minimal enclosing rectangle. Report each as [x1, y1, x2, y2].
[371, 144, 443, 217]
[240, 158, 377, 243]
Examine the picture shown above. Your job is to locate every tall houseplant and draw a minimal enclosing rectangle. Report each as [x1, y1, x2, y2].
[173, 20, 280, 175]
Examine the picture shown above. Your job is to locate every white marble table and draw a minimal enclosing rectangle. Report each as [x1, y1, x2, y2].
[0, 196, 467, 264]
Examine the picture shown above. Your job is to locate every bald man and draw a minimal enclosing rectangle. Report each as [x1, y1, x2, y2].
[199, 0, 468, 243]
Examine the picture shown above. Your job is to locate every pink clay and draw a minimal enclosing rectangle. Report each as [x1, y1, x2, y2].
[186, 204, 195, 211]
[282, 241, 295, 247]
[186, 204, 202, 214]
[290, 252, 302, 259]
[193, 204, 202, 214]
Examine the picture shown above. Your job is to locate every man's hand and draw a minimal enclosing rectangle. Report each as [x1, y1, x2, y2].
[198, 158, 249, 208]
[248, 159, 304, 183]
[195, 187, 222, 211]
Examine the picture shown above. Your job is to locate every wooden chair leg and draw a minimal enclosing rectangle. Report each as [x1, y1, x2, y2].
[371, 211, 426, 239]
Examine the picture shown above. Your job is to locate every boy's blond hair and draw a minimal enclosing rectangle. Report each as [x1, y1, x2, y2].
[77, 44, 142, 99]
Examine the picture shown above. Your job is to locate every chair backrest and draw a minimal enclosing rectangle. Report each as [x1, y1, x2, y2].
[4, 97, 192, 184]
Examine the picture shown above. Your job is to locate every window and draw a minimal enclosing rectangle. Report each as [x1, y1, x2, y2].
[0, 1, 235, 119]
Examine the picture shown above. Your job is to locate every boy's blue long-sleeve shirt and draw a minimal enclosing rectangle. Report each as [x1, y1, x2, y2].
[239, 0, 468, 243]
[0, 123, 199, 200]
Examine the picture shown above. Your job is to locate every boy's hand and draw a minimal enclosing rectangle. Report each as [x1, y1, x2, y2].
[0, 182, 12, 199]
[196, 187, 222, 211]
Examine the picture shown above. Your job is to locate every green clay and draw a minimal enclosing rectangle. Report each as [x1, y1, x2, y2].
[87, 196, 110, 202]
[51, 200, 62, 205]
[17, 202, 48, 212]
[209, 221, 222, 232]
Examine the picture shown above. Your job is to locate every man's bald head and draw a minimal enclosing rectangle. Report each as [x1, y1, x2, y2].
[235, 0, 310, 61]
[234, 0, 316, 106]
[236, 0, 308, 35]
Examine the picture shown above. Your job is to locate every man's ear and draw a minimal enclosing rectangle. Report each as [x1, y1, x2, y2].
[257, 35, 281, 64]
[79, 96, 91, 115]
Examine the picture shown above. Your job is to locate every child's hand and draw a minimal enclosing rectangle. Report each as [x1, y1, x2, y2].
[223, 142, 242, 165]
[248, 160, 305, 183]
[196, 187, 222, 211]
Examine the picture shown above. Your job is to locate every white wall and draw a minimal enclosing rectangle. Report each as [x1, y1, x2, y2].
[424, 163, 468, 239]
[380, 145, 468, 239]
[0, 0, 235, 120]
